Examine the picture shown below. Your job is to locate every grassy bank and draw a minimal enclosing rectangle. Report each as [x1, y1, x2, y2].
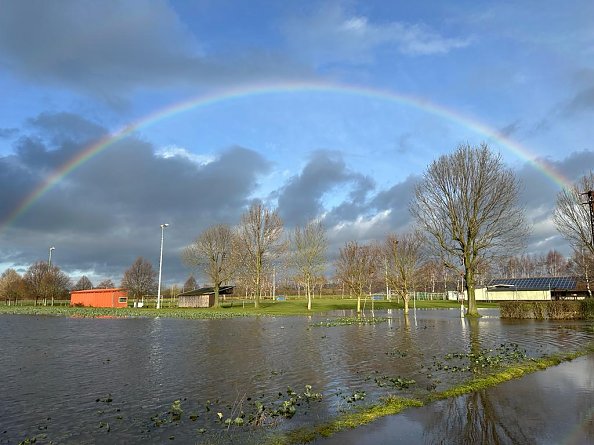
[268, 346, 594, 445]
[0, 299, 498, 318]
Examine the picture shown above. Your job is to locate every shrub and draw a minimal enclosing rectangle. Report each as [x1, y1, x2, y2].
[500, 300, 584, 319]
[580, 299, 594, 319]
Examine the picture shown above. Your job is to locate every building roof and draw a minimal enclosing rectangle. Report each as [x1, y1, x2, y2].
[178, 286, 234, 297]
[487, 277, 577, 291]
[71, 288, 125, 294]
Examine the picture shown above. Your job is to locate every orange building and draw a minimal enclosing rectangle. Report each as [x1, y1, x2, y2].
[70, 288, 128, 308]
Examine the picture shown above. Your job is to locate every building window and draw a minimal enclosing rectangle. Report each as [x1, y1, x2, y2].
[118, 297, 128, 303]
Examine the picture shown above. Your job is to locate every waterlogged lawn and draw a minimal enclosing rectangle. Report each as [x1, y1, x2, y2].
[0, 298, 497, 318]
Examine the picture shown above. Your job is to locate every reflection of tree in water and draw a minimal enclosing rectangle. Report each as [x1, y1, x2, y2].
[422, 318, 530, 444]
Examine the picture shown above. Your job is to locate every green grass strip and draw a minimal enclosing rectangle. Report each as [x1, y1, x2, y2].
[267, 396, 423, 445]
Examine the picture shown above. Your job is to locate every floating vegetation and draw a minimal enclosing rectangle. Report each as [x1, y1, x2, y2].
[310, 317, 389, 327]
[431, 343, 529, 374]
[344, 390, 366, 403]
[96, 393, 113, 403]
[169, 400, 183, 422]
[385, 349, 408, 358]
[374, 375, 416, 389]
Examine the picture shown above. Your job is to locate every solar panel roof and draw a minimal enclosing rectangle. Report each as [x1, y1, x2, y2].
[487, 276, 577, 290]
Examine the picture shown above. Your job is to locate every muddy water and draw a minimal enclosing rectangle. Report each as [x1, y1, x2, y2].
[0, 309, 592, 444]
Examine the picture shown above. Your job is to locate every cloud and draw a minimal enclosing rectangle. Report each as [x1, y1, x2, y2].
[515, 150, 594, 255]
[563, 86, 594, 116]
[282, 3, 471, 66]
[0, 112, 270, 282]
[156, 145, 215, 166]
[0, 1, 310, 100]
[0, 128, 18, 139]
[276, 151, 374, 227]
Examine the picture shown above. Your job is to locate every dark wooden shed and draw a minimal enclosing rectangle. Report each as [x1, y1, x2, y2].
[177, 286, 234, 308]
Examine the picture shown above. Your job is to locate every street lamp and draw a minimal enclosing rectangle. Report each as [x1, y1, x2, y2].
[48, 246, 55, 267]
[157, 223, 169, 309]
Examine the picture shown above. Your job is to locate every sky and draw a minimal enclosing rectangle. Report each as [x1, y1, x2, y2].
[1, 0, 594, 287]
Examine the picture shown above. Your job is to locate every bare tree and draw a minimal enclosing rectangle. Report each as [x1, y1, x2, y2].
[0, 268, 26, 304]
[182, 224, 235, 308]
[335, 241, 379, 313]
[24, 261, 71, 306]
[182, 275, 198, 292]
[96, 279, 115, 289]
[290, 220, 327, 311]
[384, 232, 425, 314]
[411, 143, 529, 316]
[553, 171, 594, 255]
[73, 275, 93, 291]
[236, 202, 284, 308]
[121, 257, 157, 306]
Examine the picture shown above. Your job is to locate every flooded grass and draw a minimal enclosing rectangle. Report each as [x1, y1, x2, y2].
[0, 299, 497, 318]
[266, 345, 594, 444]
[269, 396, 424, 445]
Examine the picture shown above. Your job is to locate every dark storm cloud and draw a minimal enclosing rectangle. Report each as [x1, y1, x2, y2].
[0, 0, 309, 100]
[0, 112, 270, 283]
[276, 151, 373, 227]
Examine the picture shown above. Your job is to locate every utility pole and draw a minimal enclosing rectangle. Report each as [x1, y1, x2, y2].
[48, 246, 55, 267]
[384, 257, 390, 301]
[581, 191, 594, 248]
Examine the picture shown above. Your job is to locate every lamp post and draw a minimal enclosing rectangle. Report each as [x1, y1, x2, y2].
[157, 223, 169, 309]
[48, 246, 55, 267]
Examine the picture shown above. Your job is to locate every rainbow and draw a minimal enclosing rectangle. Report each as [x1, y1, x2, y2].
[1, 80, 573, 231]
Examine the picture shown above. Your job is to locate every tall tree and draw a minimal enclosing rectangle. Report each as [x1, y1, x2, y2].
[183, 275, 198, 292]
[182, 224, 235, 308]
[335, 241, 379, 313]
[73, 275, 93, 290]
[384, 232, 424, 314]
[23, 261, 70, 306]
[236, 202, 284, 308]
[96, 279, 115, 289]
[411, 143, 529, 316]
[0, 268, 26, 304]
[553, 171, 594, 255]
[290, 220, 327, 311]
[121, 257, 157, 306]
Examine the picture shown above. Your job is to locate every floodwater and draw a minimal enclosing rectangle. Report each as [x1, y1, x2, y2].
[315, 354, 594, 445]
[0, 309, 592, 444]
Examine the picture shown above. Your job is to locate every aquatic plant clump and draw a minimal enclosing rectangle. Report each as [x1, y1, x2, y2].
[309, 317, 390, 327]
[431, 343, 529, 374]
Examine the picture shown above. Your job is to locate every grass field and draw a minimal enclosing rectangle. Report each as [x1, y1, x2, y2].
[0, 298, 498, 318]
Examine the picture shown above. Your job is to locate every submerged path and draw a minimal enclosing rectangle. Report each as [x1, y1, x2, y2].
[312, 354, 594, 445]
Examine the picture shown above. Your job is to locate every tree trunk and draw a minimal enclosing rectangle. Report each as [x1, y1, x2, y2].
[465, 267, 479, 317]
[306, 278, 312, 311]
[255, 261, 261, 309]
[214, 283, 220, 308]
[403, 292, 409, 315]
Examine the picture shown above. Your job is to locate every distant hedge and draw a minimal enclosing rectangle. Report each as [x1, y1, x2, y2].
[500, 300, 594, 320]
